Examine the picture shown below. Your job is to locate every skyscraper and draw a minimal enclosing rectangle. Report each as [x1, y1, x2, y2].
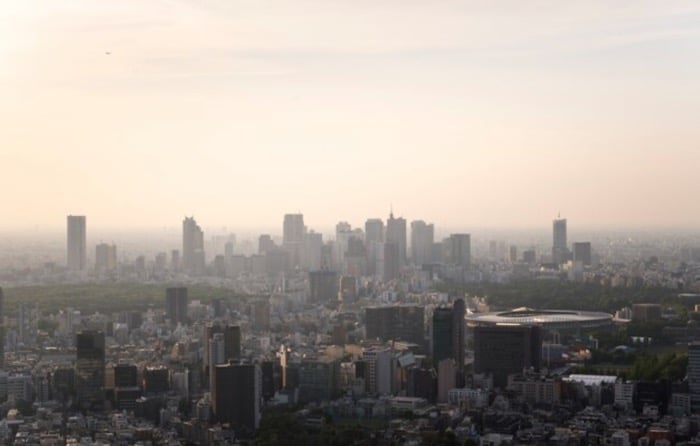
[95, 243, 117, 272]
[431, 299, 465, 386]
[410, 220, 434, 267]
[452, 298, 466, 385]
[447, 234, 471, 268]
[213, 362, 262, 436]
[182, 216, 205, 275]
[552, 217, 568, 264]
[365, 218, 384, 275]
[386, 212, 407, 267]
[309, 270, 339, 303]
[283, 213, 305, 268]
[334, 221, 353, 271]
[165, 287, 189, 325]
[432, 307, 454, 364]
[572, 242, 592, 266]
[0, 288, 4, 368]
[76, 330, 105, 410]
[689, 342, 700, 411]
[67, 215, 86, 271]
[473, 325, 542, 388]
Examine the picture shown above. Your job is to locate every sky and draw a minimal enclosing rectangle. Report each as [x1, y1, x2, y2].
[2, 1, 700, 233]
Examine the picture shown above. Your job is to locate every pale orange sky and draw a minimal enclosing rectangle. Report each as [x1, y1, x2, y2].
[2, 1, 700, 231]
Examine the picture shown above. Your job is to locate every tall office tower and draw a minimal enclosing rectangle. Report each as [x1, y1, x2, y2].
[447, 234, 471, 268]
[18, 303, 37, 348]
[365, 218, 384, 275]
[283, 213, 305, 268]
[689, 342, 700, 411]
[204, 324, 242, 389]
[67, 215, 87, 271]
[182, 216, 205, 275]
[345, 237, 367, 277]
[365, 305, 424, 345]
[95, 243, 117, 272]
[303, 231, 323, 270]
[223, 325, 242, 361]
[362, 346, 392, 395]
[473, 325, 542, 388]
[0, 288, 4, 368]
[432, 307, 454, 364]
[552, 217, 568, 264]
[165, 287, 189, 325]
[386, 212, 407, 267]
[431, 299, 466, 386]
[365, 218, 384, 244]
[258, 234, 275, 254]
[309, 270, 339, 303]
[572, 242, 592, 266]
[209, 333, 226, 392]
[452, 299, 466, 385]
[410, 220, 434, 267]
[76, 330, 105, 410]
[334, 221, 353, 271]
[379, 242, 400, 281]
[213, 362, 262, 436]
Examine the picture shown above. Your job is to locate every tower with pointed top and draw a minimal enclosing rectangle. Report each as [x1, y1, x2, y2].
[552, 216, 568, 264]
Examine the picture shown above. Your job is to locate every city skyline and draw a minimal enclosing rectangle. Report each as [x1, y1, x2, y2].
[2, 1, 700, 230]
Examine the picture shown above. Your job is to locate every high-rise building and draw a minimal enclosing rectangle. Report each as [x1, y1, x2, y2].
[386, 212, 407, 267]
[213, 362, 262, 436]
[165, 287, 189, 325]
[552, 217, 568, 264]
[283, 213, 305, 268]
[334, 222, 353, 271]
[432, 308, 454, 365]
[303, 231, 323, 270]
[365, 305, 424, 346]
[572, 242, 592, 266]
[204, 324, 242, 389]
[309, 270, 338, 303]
[410, 220, 434, 267]
[183, 217, 205, 275]
[67, 215, 87, 271]
[379, 242, 400, 281]
[76, 330, 105, 410]
[452, 298, 466, 384]
[362, 346, 392, 395]
[365, 218, 384, 275]
[95, 243, 117, 272]
[473, 325, 542, 388]
[689, 342, 700, 411]
[0, 288, 4, 368]
[365, 219, 384, 244]
[446, 234, 471, 268]
[258, 234, 275, 254]
[431, 299, 465, 386]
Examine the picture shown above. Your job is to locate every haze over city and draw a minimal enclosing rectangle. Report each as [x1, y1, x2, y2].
[3, 1, 700, 231]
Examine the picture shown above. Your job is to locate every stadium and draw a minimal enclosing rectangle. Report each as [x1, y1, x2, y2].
[465, 307, 614, 331]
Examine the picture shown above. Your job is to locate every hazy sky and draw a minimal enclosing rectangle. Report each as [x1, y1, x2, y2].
[2, 1, 700, 232]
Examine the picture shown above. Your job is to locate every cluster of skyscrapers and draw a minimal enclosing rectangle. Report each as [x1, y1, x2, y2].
[64, 212, 591, 281]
